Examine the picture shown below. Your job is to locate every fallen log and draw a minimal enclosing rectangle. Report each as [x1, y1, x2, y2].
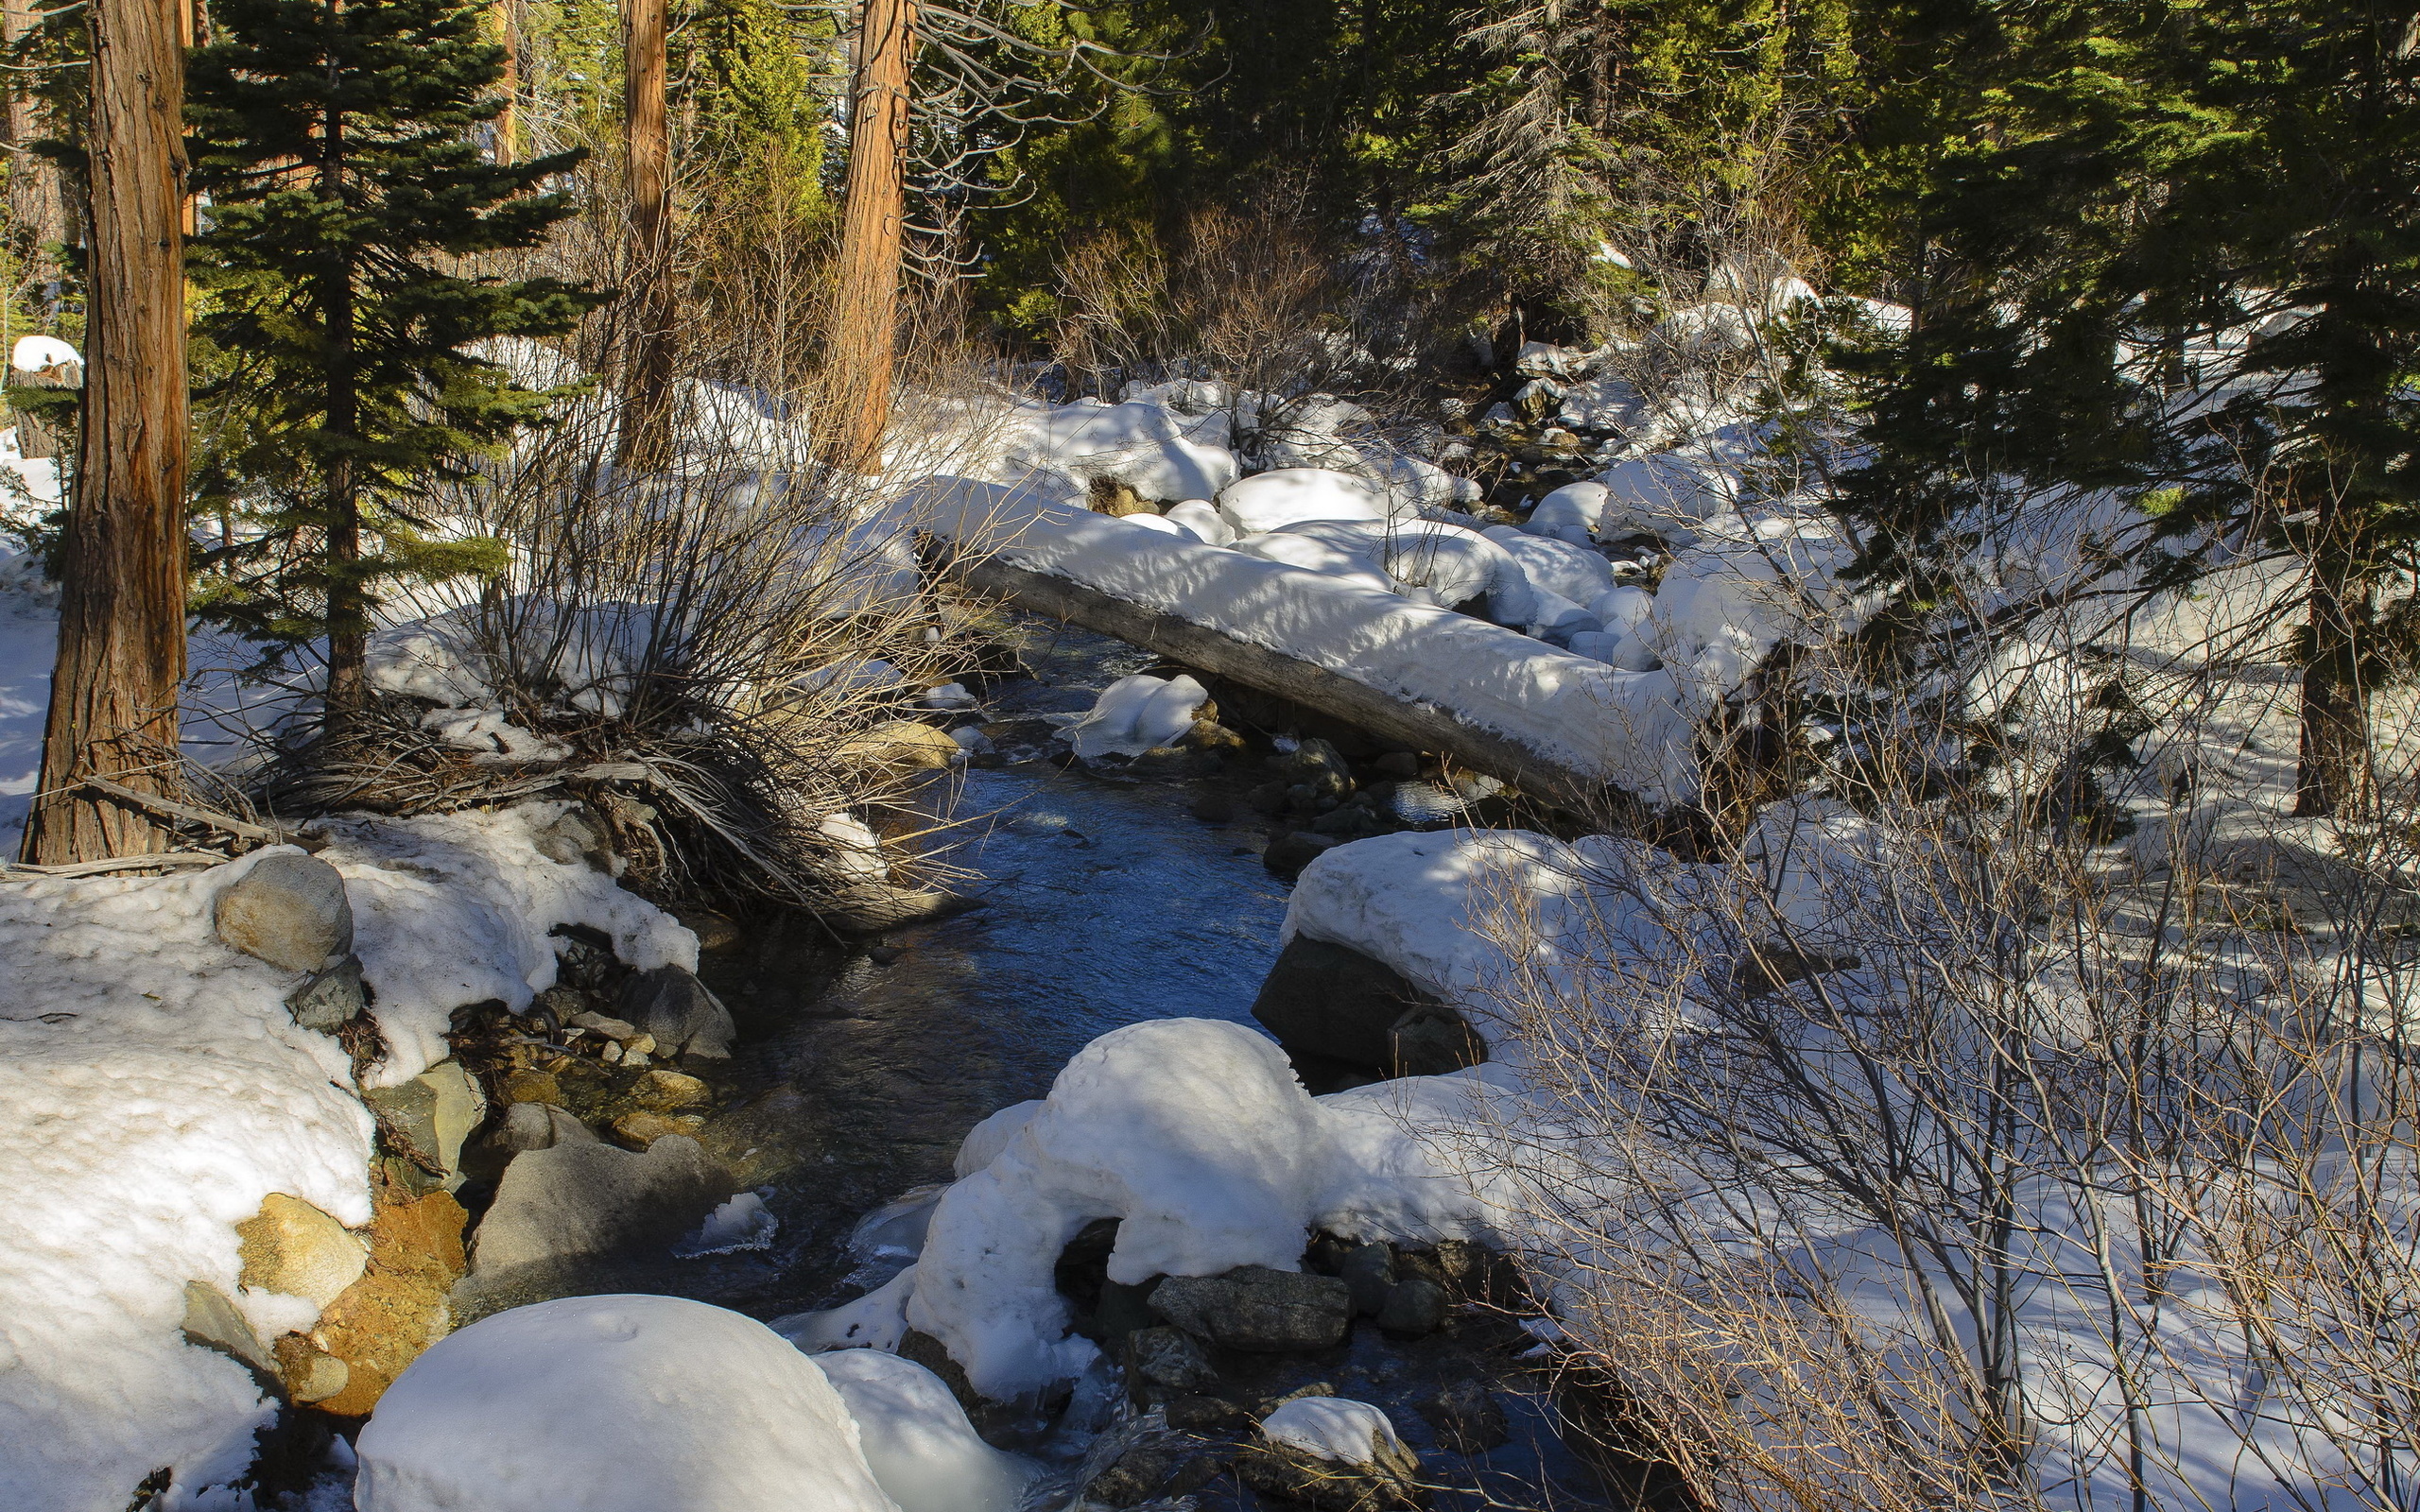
[934, 549, 1617, 814]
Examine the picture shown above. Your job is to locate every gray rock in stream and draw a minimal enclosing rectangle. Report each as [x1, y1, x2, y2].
[1150, 1265, 1352, 1353]
[469, 1134, 727, 1275]
[1252, 936, 1483, 1081]
[616, 965, 736, 1059]
[216, 853, 354, 972]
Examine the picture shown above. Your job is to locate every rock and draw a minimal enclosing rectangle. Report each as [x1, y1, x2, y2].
[285, 954, 366, 1033]
[1419, 1379, 1510, 1452]
[624, 1033, 657, 1057]
[491, 1101, 596, 1153]
[610, 1109, 707, 1149]
[552, 931, 615, 991]
[677, 909, 741, 951]
[838, 718, 964, 771]
[1124, 1325, 1222, 1396]
[1387, 1002, 1488, 1077]
[568, 1010, 638, 1040]
[181, 1280, 274, 1375]
[627, 1068, 711, 1111]
[307, 1185, 467, 1417]
[1310, 803, 1387, 839]
[215, 852, 354, 972]
[500, 1068, 562, 1106]
[415, 1060, 486, 1185]
[1166, 1394, 1250, 1434]
[1337, 1242, 1396, 1317]
[1261, 830, 1340, 879]
[1086, 1419, 1237, 1505]
[1372, 750, 1422, 780]
[616, 965, 737, 1059]
[1242, 1398, 1426, 1511]
[1374, 1278, 1448, 1337]
[469, 1134, 728, 1276]
[236, 1193, 368, 1309]
[1190, 791, 1236, 824]
[272, 1333, 352, 1404]
[1150, 1265, 1352, 1352]
[816, 883, 984, 935]
[533, 808, 611, 870]
[1270, 738, 1354, 801]
[1251, 936, 1443, 1075]
[1094, 1278, 1160, 1342]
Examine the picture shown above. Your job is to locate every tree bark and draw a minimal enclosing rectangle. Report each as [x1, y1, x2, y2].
[2293, 574, 2371, 817]
[614, 0, 675, 471]
[491, 0, 517, 164]
[22, 0, 186, 864]
[320, 79, 366, 733]
[3, 0, 67, 291]
[820, 0, 913, 473]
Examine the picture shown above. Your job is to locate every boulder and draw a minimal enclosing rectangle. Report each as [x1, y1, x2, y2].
[616, 965, 737, 1058]
[308, 1187, 467, 1417]
[1374, 1277, 1448, 1337]
[1150, 1265, 1351, 1353]
[236, 1193, 369, 1309]
[285, 954, 366, 1033]
[1241, 1397, 1426, 1511]
[469, 1133, 728, 1276]
[181, 1280, 274, 1376]
[1261, 831, 1340, 880]
[415, 1061, 486, 1184]
[1124, 1325, 1222, 1397]
[1337, 1241, 1396, 1317]
[490, 1101, 596, 1153]
[1251, 936, 1441, 1074]
[1386, 1002, 1488, 1078]
[215, 852, 354, 972]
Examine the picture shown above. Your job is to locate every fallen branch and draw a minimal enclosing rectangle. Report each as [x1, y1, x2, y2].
[78, 775, 289, 844]
[0, 850, 231, 879]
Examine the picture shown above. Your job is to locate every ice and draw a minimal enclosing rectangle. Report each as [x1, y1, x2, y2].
[773, 1265, 917, 1353]
[1215, 467, 1390, 534]
[902, 1017, 1514, 1400]
[1062, 673, 1208, 759]
[808, 1349, 1038, 1512]
[1261, 1397, 1407, 1464]
[354, 1295, 901, 1512]
[674, 1192, 778, 1258]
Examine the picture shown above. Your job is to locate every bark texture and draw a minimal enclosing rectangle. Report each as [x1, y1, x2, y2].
[24, 0, 188, 863]
[821, 0, 914, 472]
[2, 0, 66, 287]
[614, 0, 674, 470]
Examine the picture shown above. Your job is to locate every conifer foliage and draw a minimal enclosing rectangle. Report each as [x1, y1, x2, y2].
[185, 0, 602, 730]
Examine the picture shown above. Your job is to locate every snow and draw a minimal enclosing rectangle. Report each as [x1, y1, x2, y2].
[1062, 673, 1209, 759]
[354, 1295, 902, 1512]
[1260, 1397, 1407, 1465]
[1242, 519, 1532, 618]
[1001, 398, 1239, 503]
[10, 335, 76, 371]
[1524, 481, 1608, 545]
[1216, 467, 1392, 534]
[902, 1016, 1512, 1400]
[675, 1192, 779, 1258]
[909, 479, 1702, 803]
[807, 1349, 1038, 1512]
[1483, 525, 1617, 607]
[1163, 500, 1234, 545]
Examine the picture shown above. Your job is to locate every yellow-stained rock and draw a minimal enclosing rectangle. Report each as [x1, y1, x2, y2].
[235, 1194, 367, 1310]
[305, 1187, 467, 1418]
[501, 1069, 562, 1106]
[611, 1109, 708, 1149]
[629, 1069, 711, 1111]
[835, 719, 962, 771]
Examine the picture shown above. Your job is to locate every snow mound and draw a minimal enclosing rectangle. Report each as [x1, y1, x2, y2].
[1262, 1397, 1408, 1464]
[1483, 525, 1617, 607]
[355, 1295, 901, 1512]
[1062, 673, 1209, 759]
[1526, 481, 1609, 544]
[809, 1349, 1037, 1512]
[904, 1017, 1513, 1400]
[1217, 468, 1390, 535]
[1239, 519, 1532, 618]
[996, 397, 1239, 503]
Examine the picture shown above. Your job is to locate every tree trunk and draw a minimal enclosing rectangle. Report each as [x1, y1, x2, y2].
[820, 0, 913, 473]
[2294, 572, 2371, 817]
[22, 0, 187, 864]
[614, 0, 674, 471]
[491, 0, 517, 164]
[320, 94, 366, 734]
[3, 0, 67, 291]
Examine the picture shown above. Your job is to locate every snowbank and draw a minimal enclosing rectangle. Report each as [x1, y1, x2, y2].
[809, 1349, 1036, 1512]
[908, 478, 1701, 803]
[356, 1295, 901, 1512]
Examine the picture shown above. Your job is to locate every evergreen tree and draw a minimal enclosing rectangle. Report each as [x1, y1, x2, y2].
[1837, 0, 2420, 815]
[185, 0, 604, 730]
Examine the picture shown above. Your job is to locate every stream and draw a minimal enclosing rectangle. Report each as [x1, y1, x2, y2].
[499, 617, 1615, 1509]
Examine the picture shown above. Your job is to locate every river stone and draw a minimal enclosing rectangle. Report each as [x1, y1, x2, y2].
[273, 1333, 352, 1404]
[469, 1133, 727, 1275]
[1241, 1399, 1426, 1512]
[1252, 936, 1442, 1074]
[1150, 1265, 1351, 1353]
[610, 1109, 707, 1149]
[285, 954, 366, 1033]
[1261, 831, 1340, 879]
[1125, 1325, 1221, 1396]
[309, 1188, 467, 1418]
[181, 1280, 274, 1376]
[1419, 1379, 1510, 1452]
[236, 1193, 369, 1308]
[215, 853, 354, 972]
[616, 965, 736, 1058]
[1337, 1241, 1396, 1317]
[627, 1068, 711, 1111]
[1085, 1418, 1238, 1506]
[1374, 1277, 1448, 1337]
[416, 1060, 486, 1185]
[1388, 1002, 1488, 1077]
[492, 1101, 596, 1153]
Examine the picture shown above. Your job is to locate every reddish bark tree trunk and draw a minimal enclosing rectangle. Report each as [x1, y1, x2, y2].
[23, 0, 187, 864]
[821, 0, 913, 473]
[615, 0, 674, 470]
[491, 0, 517, 164]
[3, 0, 67, 287]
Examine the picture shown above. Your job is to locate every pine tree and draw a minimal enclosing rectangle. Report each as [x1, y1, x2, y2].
[185, 0, 605, 732]
[1837, 0, 2420, 816]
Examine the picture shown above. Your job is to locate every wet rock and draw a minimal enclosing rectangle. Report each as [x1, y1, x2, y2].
[1419, 1379, 1510, 1452]
[627, 1068, 711, 1111]
[285, 954, 366, 1033]
[1125, 1325, 1222, 1396]
[1190, 791, 1236, 824]
[1086, 1423, 1238, 1506]
[1095, 1279, 1161, 1342]
[215, 853, 354, 972]
[1371, 751, 1422, 780]
[1261, 831, 1340, 879]
[309, 1185, 467, 1417]
[1251, 936, 1441, 1074]
[677, 909, 741, 951]
[1387, 1002, 1488, 1077]
[491, 1101, 596, 1153]
[616, 965, 736, 1059]
[1337, 1241, 1396, 1317]
[361, 1079, 445, 1194]
[1150, 1265, 1351, 1352]
[568, 1010, 638, 1040]
[817, 883, 984, 935]
[1242, 1398, 1426, 1511]
[416, 1060, 486, 1182]
[1166, 1393, 1251, 1434]
[1374, 1277, 1448, 1337]
[236, 1193, 368, 1309]
[499, 1068, 562, 1106]
[469, 1133, 726, 1275]
[1270, 738, 1355, 801]
[1310, 802, 1388, 839]
[610, 1109, 708, 1149]
[180, 1280, 274, 1376]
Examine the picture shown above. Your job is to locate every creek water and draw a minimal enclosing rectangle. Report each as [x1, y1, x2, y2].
[520, 618, 1614, 1509]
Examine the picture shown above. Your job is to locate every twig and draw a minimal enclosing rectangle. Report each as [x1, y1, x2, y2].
[78, 774, 290, 843]
[0, 850, 230, 879]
